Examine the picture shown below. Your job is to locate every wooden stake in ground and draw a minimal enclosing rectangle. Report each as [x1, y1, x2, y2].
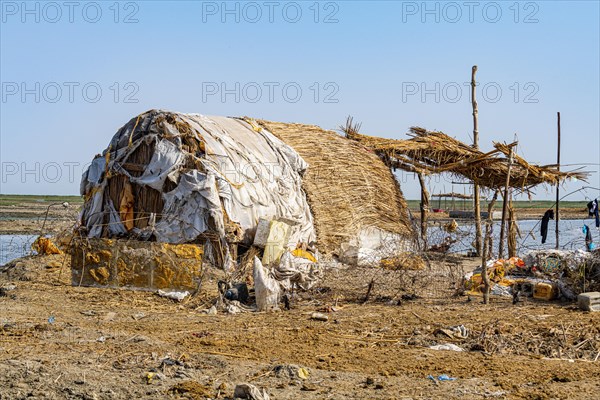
[498, 144, 515, 259]
[485, 192, 499, 260]
[481, 190, 500, 304]
[363, 278, 375, 304]
[556, 112, 561, 249]
[471, 65, 482, 256]
[508, 201, 520, 258]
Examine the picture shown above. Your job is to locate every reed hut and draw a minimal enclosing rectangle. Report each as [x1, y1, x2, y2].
[77, 110, 416, 270]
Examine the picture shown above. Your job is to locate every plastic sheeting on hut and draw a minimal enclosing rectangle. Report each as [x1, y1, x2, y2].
[78, 110, 418, 272]
[79, 110, 316, 268]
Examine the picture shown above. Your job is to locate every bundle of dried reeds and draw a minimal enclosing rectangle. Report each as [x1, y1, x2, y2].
[257, 120, 416, 255]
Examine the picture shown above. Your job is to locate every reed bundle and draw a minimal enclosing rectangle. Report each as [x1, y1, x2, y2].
[257, 120, 415, 254]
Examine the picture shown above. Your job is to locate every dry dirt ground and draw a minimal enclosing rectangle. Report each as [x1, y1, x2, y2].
[1, 253, 599, 400]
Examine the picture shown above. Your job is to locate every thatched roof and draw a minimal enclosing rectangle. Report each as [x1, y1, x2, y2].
[345, 126, 587, 193]
[255, 119, 415, 254]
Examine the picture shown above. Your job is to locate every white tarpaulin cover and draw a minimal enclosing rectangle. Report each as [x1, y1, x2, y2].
[80, 110, 316, 248]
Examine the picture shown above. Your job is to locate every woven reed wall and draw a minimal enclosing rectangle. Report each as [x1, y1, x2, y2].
[258, 120, 415, 255]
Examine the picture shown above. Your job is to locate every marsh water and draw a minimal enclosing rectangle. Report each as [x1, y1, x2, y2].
[0, 234, 37, 265]
[428, 218, 599, 255]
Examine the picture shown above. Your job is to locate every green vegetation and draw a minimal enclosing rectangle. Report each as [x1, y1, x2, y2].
[405, 199, 588, 211]
[509, 200, 588, 209]
[0, 194, 83, 206]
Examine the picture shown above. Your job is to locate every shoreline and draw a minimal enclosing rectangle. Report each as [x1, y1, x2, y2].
[0, 201, 591, 235]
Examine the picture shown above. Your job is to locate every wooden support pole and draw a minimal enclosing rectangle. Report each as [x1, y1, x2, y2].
[508, 200, 519, 258]
[498, 145, 515, 259]
[471, 65, 483, 256]
[481, 190, 499, 304]
[417, 172, 429, 249]
[556, 112, 561, 249]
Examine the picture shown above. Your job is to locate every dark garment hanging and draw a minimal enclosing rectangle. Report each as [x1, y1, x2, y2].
[540, 209, 554, 244]
[588, 199, 600, 228]
[583, 225, 593, 251]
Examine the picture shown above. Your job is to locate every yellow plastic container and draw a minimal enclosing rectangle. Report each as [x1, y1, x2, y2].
[533, 282, 557, 301]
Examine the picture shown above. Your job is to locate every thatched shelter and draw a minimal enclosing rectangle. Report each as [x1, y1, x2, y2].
[78, 110, 416, 269]
[345, 126, 587, 193]
[341, 119, 589, 254]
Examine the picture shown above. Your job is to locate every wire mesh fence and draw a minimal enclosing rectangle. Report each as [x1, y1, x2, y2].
[3, 207, 599, 305]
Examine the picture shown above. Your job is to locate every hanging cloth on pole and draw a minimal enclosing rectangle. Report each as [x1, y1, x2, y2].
[583, 224, 595, 251]
[540, 209, 554, 244]
[587, 199, 599, 228]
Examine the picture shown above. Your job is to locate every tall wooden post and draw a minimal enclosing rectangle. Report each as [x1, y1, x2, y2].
[555, 112, 561, 249]
[417, 172, 429, 249]
[498, 145, 514, 259]
[481, 190, 499, 304]
[508, 201, 518, 258]
[471, 65, 482, 256]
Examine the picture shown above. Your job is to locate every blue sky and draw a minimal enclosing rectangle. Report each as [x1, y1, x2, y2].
[1, 0, 599, 200]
